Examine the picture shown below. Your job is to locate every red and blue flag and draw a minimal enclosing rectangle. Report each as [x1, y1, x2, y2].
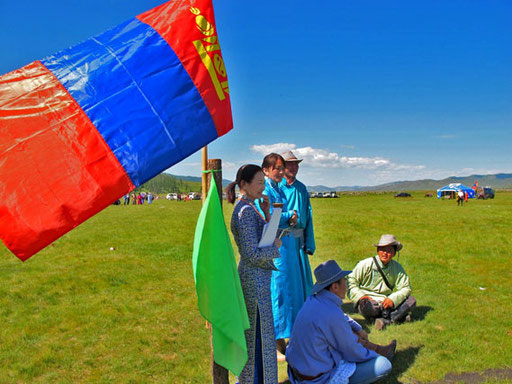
[0, 0, 232, 261]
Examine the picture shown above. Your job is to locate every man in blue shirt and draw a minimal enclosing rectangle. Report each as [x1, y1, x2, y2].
[286, 260, 393, 384]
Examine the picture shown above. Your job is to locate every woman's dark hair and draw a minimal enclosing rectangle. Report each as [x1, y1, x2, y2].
[225, 164, 263, 204]
[261, 153, 285, 170]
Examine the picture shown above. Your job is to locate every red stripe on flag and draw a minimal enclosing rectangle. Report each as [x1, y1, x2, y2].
[137, 0, 233, 137]
[0, 61, 135, 261]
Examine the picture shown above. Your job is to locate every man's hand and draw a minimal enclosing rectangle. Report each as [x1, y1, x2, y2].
[358, 330, 368, 341]
[382, 298, 394, 309]
[289, 210, 298, 226]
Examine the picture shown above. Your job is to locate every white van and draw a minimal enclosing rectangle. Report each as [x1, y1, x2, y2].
[166, 193, 178, 200]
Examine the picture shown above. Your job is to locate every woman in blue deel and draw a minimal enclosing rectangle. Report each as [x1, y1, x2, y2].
[255, 152, 308, 360]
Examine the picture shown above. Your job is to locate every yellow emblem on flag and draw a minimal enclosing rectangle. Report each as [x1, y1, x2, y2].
[190, 7, 229, 101]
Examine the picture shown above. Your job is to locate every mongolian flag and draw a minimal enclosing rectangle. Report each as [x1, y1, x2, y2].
[0, 0, 233, 261]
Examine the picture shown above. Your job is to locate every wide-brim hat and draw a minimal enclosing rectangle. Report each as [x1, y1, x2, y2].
[312, 260, 351, 294]
[280, 150, 302, 163]
[373, 234, 403, 252]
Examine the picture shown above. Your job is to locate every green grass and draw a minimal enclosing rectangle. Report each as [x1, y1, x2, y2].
[1, 193, 511, 383]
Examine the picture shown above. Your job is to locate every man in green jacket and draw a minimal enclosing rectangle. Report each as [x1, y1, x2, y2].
[347, 234, 416, 330]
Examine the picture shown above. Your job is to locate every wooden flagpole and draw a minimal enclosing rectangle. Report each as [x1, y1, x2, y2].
[201, 146, 229, 383]
[202, 147, 208, 203]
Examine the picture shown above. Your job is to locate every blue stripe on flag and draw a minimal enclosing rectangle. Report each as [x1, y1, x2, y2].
[42, 18, 218, 186]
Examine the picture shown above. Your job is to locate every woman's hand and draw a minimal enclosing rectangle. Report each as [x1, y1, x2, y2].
[260, 195, 271, 221]
[260, 195, 270, 213]
[274, 237, 282, 248]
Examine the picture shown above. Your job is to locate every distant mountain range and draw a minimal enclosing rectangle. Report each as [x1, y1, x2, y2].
[169, 174, 232, 187]
[136, 173, 201, 194]
[165, 172, 512, 193]
[307, 173, 512, 192]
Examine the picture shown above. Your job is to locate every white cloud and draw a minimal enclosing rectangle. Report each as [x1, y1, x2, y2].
[251, 143, 425, 171]
[220, 160, 237, 170]
[251, 143, 295, 154]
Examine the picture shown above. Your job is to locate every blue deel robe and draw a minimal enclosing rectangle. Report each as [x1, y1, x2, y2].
[256, 177, 313, 339]
[281, 177, 315, 287]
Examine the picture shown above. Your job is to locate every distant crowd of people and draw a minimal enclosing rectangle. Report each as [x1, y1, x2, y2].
[120, 192, 196, 205]
[123, 192, 155, 205]
[226, 150, 415, 384]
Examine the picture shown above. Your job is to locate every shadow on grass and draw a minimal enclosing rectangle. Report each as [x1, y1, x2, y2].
[411, 305, 433, 321]
[382, 346, 422, 384]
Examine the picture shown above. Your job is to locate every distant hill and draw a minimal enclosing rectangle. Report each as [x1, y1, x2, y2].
[135, 173, 201, 194]
[308, 173, 512, 192]
[308, 185, 364, 192]
[170, 174, 232, 188]
[139, 172, 512, 194]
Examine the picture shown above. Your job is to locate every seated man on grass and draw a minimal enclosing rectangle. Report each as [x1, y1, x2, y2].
[347, 234, 416, 330]
[286, 260, 394, 384]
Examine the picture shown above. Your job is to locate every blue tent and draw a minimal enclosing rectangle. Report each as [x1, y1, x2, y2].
[437, 183, 476, 199]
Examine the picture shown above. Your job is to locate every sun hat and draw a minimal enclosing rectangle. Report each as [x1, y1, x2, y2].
[280, 150, 302, 163]
[373, 234, 403, 252]
[312, 260, 351, 294]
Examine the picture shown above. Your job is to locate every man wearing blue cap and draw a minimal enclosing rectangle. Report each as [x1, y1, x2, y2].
[286, 260, 394, 384]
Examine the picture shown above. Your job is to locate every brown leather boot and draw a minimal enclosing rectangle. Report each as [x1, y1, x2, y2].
[359, 338, 397, 360]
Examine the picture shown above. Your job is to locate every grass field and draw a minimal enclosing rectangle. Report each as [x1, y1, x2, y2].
[1, 192, 511, 383]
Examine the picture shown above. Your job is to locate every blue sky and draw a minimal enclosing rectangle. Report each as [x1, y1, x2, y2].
[1, 1, 510, 187]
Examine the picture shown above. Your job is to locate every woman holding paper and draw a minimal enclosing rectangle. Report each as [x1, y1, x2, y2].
[227, 164, 281, 384]
[256, 153, 304, 359]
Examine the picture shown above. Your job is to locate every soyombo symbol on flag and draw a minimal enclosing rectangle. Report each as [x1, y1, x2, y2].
[0, 0, 233, 261]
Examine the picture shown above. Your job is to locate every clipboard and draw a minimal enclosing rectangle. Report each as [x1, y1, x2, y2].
[258, 207, 282, 247]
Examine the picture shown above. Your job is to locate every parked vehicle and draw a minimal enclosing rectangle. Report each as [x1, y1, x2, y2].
[188, 192, 201, 200]
[478, 187, 495, 200]
[166, 193, 178, 200]
[330, 191, 339, 198]
[394, 192, 411, 198]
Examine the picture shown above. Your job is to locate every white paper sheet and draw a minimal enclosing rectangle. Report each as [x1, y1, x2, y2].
[258, 207, 282, 248]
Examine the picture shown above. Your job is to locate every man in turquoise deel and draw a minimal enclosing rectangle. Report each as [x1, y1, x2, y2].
[280, 150, 316, 289]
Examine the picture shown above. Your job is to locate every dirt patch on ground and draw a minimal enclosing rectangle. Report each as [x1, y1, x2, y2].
[428, 368, 512, 383]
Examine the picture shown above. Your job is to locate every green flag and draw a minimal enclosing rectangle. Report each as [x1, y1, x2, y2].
[192, 180, 250, 376]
